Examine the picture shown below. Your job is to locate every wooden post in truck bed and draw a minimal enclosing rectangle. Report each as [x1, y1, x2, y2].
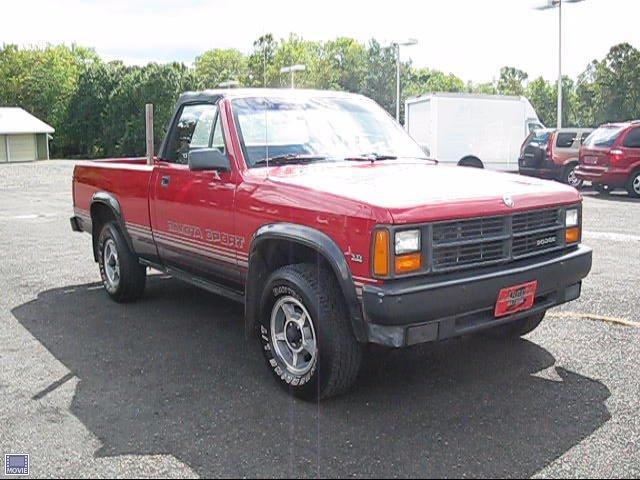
[145, 104, 154, 165]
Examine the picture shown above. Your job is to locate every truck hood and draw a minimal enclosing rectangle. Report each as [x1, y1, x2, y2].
[261, 161, 581, 224]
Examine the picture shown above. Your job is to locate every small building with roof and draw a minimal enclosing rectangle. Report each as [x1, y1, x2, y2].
[0, 108, 54, 162]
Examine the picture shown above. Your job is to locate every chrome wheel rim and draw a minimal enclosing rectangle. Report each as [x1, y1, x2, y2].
[270, 296, 317, 376]
[103, 239, 120, 290]
[633, 174, 640, 195]
[567, 168, 582, 188]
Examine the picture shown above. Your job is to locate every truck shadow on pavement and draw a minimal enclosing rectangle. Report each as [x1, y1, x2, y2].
[13, 277, 611, 478]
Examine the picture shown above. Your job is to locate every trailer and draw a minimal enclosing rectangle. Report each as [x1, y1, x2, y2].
[405, 93, 544, 172]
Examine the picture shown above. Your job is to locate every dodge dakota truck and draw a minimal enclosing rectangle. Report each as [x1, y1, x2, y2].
[71, 89, 592, 400]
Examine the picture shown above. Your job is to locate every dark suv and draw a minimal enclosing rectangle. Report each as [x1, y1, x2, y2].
[519, 128, 593, 189]
[575, 122, 640, 197]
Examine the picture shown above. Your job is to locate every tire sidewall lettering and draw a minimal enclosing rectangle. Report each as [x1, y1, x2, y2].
[260, 281, 317, 388]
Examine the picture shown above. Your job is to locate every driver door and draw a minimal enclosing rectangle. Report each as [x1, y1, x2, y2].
[150, 102, 240, 283]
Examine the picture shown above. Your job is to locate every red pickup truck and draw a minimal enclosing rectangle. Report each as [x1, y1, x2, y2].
[71, 89, 592, 399]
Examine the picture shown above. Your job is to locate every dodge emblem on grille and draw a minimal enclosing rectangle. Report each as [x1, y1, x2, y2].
[503, 195, 515, 208]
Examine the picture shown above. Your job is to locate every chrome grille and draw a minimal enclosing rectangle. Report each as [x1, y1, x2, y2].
[429, 207, 565, 273]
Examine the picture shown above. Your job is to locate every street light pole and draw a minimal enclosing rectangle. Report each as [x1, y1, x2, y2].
[280, 64, 306, 89]
[396, 43, 401, 123]
[392, 39, 418, 123]
[536, 0, 585, 129]
[558, 0, 562, 129]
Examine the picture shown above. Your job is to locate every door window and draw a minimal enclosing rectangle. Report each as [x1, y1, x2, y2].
[166, 103, 217, 164]
[556, 132, 577, 148]
[212, 115, 226, 154]
[623, 128, 640, 148]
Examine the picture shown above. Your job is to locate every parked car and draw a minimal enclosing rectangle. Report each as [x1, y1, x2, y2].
[71, 89, 592, 400]
[405, 93, 545, 171]
[519, 128, 594, 188]
[575, 121, 640, 197]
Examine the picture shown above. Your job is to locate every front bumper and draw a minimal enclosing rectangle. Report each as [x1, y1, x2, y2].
[362, 245, 592, 347]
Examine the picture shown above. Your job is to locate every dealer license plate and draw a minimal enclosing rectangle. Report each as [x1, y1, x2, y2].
[494, 281, 538, 318]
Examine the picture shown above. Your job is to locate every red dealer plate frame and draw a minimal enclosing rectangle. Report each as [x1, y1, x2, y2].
[494, 280, 538, 318]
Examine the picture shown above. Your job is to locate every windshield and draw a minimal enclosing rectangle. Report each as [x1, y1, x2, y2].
[583, 125, 626, 148]
[232, 95, 427, 167]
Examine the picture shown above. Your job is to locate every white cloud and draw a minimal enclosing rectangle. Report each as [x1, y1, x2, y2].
[2, 0, 638, 83]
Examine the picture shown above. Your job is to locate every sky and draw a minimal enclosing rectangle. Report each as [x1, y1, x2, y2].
[2, 0, 639, 84]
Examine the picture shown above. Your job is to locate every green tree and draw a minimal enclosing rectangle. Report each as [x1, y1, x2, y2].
[247, 34, 278, 87]
[64, 60, 126, 157]
[103, 62, 197, 157]
[0, 44, 98, 155]
[362, 39, 396, 115]
[497, 66, 528, 96]
[194, 48, 247, 89]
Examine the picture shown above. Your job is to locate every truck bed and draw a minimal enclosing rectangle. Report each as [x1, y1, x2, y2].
[72, 158, 154, 244]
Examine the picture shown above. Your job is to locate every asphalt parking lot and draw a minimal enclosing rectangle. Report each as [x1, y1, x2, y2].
[0, 160, 638, 478]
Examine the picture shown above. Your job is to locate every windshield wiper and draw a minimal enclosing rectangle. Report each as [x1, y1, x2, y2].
[253, 154, 328, 167]
[344, 153, 398, 162]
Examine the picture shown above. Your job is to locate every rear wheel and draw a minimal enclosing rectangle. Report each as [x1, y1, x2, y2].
[626, 171, 640, 198]
[562, 164, 583, 189]
[97, 222, 146, 302]
[485, 312, 546, 338]
[258, 263, 362, 400]
[458, 156, 483, 169]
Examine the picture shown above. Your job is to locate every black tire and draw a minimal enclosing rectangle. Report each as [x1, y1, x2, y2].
[484, 312, 546, 338]
[458, 156, 483, 169]
[593, 183, 610, 195]
[626, 170, 640, 198]
[97, 222, 146, 303]
[258, 263, 362, 400]
[561, 163, 583, 189]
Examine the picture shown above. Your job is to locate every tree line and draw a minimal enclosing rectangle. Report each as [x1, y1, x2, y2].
[1, 36, 639, 158]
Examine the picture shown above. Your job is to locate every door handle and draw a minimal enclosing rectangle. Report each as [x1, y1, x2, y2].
[161, 175, 170, 187]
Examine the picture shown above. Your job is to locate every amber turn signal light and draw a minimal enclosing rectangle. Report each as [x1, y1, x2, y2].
[395, 253, 422, 274]
[373, 229, 390, 276]
[565, 226, 581, 244]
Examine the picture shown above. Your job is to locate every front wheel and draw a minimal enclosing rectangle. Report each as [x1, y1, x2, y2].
[484, 312, 546, 338]
[97, 222, 146, 302]
[626, 171, 640, 198]
[259, 264, 362, 400]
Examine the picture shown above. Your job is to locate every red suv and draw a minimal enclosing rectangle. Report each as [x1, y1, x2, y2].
[575, 121, 640, 197]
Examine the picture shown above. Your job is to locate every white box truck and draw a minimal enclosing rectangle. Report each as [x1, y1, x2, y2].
[405, 93, 545, 171]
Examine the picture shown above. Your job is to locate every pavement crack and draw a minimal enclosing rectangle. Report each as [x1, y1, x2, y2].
[32, 372, 76, 401]
[549, 311, 639, 328]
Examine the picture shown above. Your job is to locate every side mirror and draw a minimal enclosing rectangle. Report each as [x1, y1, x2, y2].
[188, 148, 230, 172]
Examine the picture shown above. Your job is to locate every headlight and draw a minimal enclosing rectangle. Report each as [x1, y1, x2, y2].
[565, 208, 579, 227]
[395, 229, 421, 255]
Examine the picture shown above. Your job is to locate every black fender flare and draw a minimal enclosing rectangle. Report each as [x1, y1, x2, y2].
[244, 223, 366, 342]
[90, 192, 135, 260]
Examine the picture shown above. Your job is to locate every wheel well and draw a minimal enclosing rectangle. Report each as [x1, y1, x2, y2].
[90, 202, 117, 261]
[245, 239, 345, 334]
[458, 156, 484, 168]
